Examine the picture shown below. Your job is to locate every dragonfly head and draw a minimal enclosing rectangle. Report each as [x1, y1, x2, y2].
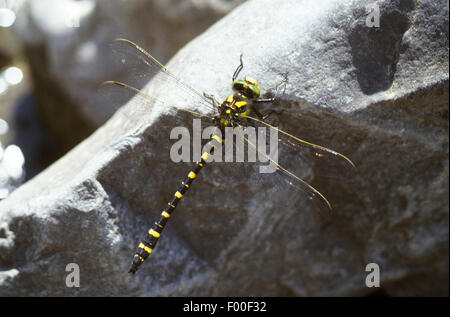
[233, 76, 260, 99]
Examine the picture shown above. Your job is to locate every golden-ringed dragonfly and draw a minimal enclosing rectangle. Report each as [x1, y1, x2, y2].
[103, 38, 356, 275]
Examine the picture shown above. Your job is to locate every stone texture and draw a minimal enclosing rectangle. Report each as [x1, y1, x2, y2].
[11, 0, 243, 153]
[0, 0, 448, 296]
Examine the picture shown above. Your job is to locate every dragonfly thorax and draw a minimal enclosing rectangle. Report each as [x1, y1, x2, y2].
[213, 77, 259, 129]
[213, 93, 250, 129]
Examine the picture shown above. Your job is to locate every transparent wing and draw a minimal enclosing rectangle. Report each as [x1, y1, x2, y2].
[109, 38, 218, 114]
[242, 114, 355, 167]
[243, 136, 332, 214]
[241, 114, 357, 213]
[101, 80, 216, 120]
[102, 38, 356, 215]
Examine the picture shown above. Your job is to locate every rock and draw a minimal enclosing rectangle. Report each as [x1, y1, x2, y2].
[11, 0, 243, 152]
[0, 0, 448, 296]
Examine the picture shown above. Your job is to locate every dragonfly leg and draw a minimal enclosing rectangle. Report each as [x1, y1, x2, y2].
[255, 108, 283, 121]
[232, 54, 244, 82]
[203, 92, 220, 108]
[255, 96, 275, 103]
[252, 96, 283, 121]
[253, 75, 288, 119]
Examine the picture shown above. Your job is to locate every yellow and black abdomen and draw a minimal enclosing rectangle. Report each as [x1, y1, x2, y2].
[128, 132, 224, 274]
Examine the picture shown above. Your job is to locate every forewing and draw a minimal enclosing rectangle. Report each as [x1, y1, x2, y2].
[108, 38, 217, 114]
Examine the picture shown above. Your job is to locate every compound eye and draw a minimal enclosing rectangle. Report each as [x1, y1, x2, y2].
[244, 76, 258, 87]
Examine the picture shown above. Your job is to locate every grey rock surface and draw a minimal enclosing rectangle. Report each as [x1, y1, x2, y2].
[0, 0, 448, 296]
[12, 0, 243, 152]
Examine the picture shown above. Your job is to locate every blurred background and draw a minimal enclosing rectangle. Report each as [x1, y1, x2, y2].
[0, 0, 243, 200]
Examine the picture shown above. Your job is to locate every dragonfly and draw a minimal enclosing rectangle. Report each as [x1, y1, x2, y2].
[103, 38, 356, 274]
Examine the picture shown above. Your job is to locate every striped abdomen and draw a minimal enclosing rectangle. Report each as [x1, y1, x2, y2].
[128, 132, 223, 274]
